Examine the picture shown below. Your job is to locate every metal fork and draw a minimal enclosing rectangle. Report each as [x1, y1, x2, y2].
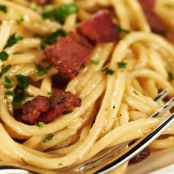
[1, 89, 174, 174]
[62, 89, 174, 174]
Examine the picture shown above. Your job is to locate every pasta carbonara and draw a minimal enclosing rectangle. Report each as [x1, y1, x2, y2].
[0, 0, 174, 174]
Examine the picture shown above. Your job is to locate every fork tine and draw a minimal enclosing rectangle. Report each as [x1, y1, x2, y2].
[151, 97, 174, 118]
[95, 104, 174, 174]
[75, 91, 170, 172]
[154, 89, 168, 102]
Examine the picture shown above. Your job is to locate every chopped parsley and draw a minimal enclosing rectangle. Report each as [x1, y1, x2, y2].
[47, 92, 52, 95]
[40, 29, 67, 49]
[133, 90, 138, 95]
[168, 71, 174, 81]
[0, 65, 11, 77]
[11, 75, 31, 103]
[116, 26, 130, 34]
[13, 87, 28, 103]
[35, 64, 48, 76]
[36, 122, 45, 128]
[16, 75, 30, 89]
[0, 51, 9, 61]
[42, 3, 79, 24]
[5, 33, 23, 48]
[5, 91, 15, 97]
[58, 163, 63, 166]
[91, 59, 99, 65]
[104, 68, 115, 75]
[4, 76, 15, 89]
[17, 17, 24, 24]
[0, 4, 7, 13]
[43, 134, 54, 143]
[35, 63, 52, 76]
[5, 75, 30, 103]
[117, 62, 127, 69]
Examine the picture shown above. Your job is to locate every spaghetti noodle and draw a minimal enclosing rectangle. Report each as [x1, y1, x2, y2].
[0, 0, 174, 174]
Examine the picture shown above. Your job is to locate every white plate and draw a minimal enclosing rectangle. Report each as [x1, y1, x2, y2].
[0, 169, 31, 174]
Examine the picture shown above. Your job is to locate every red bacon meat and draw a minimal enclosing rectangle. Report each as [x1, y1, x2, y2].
[21, 96, 50, 124]
[44, 32, 93, 79]
[78, 10, 117, 43]
[21, 91, 81, 124]
[39, 91, 81, 123]
[138, 0, 166, 34]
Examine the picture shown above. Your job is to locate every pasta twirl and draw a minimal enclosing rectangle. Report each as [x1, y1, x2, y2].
[0, 0, 173, 174]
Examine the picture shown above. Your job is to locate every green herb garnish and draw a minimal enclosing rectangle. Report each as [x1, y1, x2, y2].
[43, 134, 54, 143]
[42, 3, 79, 24]
[4, 76, 15, 89]
[13, 88, 28, 103]
[5, 33, 23, 48]
[133, 90, 138, 95]
[47, 92, 52, 95]
[17, 17, 24, 24]
[35, 63, 53, 76]
[91, 59, 99, 65]
[16, 75, 30, 89]
[41, 29, 67, 49]
[5, 91, 15, 97]
[168, 71, 174, 81]
[36, 122, 45, 128]
[0, 51, 9, 61]
[35, 64, 48, 76]
[0, 65, 11, 77]
[0, 5, 7, 13]
[116, 26, 130, 34]
[117, 62, 127, 69]
[13, 75, 30, 103]
[58, 163, 63, 166]
[104, 68, 115, 75]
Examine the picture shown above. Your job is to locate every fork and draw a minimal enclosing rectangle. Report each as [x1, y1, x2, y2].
[93, 98, 174, 174]
[1, 89, 174, 174]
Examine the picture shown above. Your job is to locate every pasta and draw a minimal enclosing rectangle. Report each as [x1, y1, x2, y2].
[0, 0, 174, 174]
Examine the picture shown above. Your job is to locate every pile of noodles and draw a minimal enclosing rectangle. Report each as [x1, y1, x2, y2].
[0, 0, 174, 173]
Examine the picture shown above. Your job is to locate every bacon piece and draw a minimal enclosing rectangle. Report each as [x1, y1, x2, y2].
[138, 0, 166, 34]
[44, 32, 93, 79]
[129, 147, 150, 164]
[78, 10, 117, 43]
[21, 96, 50, 124]
[21, 91, 81, 124]
[32, 0, 48, 5]
[40, 91, 81, 123]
